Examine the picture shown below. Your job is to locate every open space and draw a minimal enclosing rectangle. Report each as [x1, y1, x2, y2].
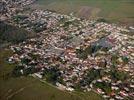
[36, 0, 134, 25]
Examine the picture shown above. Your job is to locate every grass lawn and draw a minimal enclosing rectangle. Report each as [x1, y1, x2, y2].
[0, 49, 103, 100]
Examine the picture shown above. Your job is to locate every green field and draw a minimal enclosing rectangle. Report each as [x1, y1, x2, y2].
[0, 49, 103, 100]
[36, 0, 134, 25]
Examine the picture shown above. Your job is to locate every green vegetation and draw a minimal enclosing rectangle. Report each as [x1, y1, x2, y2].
[94, 82, 112, 94]
[43, 67, 62, 84]
[122, 56, 129, 64]
[82, 68, 102, 85]
[13, 15, 28, 24]
[96, 18, 109, 23]
[76, 45, 102, 59]
[110, 68, 129, 81]
[74, 68, 104, 91]
[37, 0, 134, 25]
[74, 91, 103, 100]
[76, 48, 88, 59]
[0, 21, 35, 45]
[0, 49, 103, 100]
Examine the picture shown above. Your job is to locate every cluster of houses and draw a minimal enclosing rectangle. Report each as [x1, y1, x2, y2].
[1, 0, 134, 100]
[0, 0, 36, 21]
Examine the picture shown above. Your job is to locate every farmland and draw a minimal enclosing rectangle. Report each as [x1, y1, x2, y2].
[36, 0, 134, 25]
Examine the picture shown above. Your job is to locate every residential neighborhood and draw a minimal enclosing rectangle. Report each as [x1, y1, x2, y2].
[1, 0, 134, 100]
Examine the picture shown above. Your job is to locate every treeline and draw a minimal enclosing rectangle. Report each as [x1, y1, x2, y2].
[0, 21, 35, 44]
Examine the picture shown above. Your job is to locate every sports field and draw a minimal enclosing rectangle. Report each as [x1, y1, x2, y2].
[36, 0, 134, 25]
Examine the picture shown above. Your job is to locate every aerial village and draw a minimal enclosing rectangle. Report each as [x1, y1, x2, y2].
[1, 0, 134, 100]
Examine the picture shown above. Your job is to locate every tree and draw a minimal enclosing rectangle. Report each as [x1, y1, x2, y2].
[94, 82, 112, 94]
[44, 67, 61, 84]
[74, 82, 83, 91]
[76, 48, 88, 60]
[111, 54, 119, 65]
[12, 65, 24, 77]
[98, 59, 107, 67]
[110, 64, 128, 81]
[97, 18, 108, 23]
[81, 68, 101, 85]
[21, 58, 31, 65]
[122, 56, 129, 64]
[0, 21, 35, 44]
